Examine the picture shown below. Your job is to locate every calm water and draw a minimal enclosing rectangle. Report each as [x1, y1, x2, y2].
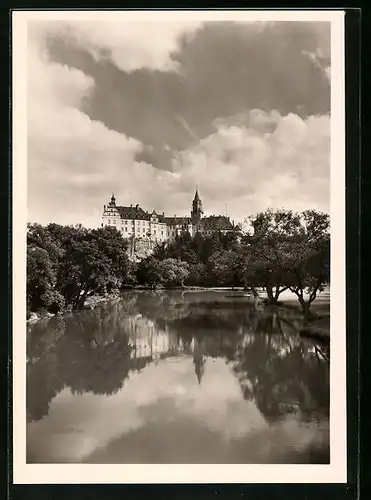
[27, 290, 330, 464]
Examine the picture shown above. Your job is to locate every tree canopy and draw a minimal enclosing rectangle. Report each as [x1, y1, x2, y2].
[245, 209, 330, 319]
[27, 224, 132, 313]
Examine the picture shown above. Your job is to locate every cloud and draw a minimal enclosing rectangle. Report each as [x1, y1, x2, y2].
[171, 109, 330, 218]
[32, 20, 203, 72]
[27, 24, 144, 228]
[44, 21, 331, 171]
[302, 48, 331, 81]
[27, 21, 330, 228]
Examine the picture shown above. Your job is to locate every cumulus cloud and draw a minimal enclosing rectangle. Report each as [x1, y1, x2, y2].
[27, 21, 330, 228]
[32, 20, 202, 72]
[44, 20, 331, 172]
[27, 25, 145, 228]
[171, 109, 330, 219]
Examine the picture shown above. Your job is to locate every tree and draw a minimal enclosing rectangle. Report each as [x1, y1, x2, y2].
[27, 224, 131, 312]
[245, 209, 330, 320]
[199, 232, 223, 263]
[242, 209, 298, 304]
[186, 262, 207, 286]
[152, 241, 168, 260]
[153, 234, 199, 266]
[151, 230, 243, 287]
[136, 256, 163, 288]
[208, 249, 243, 288]
[57, 227, 130, 309]
[284, 210, 330, 321]
[158, 258, 190, 287]
[27, 246, 65, 314]
[136, 257, 190, 288]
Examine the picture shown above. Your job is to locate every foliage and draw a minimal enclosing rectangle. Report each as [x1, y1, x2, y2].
[245, 209, 330, 318]
[152, 230, 242, 286]
[149, 213, 329, 315]
[158, 258, 190, 287]
[27, 224, 131, 312]
[136, 256, 190, 288]
[27, 246, 64, 314]
[207, 249, 244, 288]
[185, 262, 207, 286]
[27, 209, 329, 319]
[136, 257, 164, 288]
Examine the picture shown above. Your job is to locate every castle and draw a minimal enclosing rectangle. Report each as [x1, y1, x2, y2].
[102, 190, 240, 254]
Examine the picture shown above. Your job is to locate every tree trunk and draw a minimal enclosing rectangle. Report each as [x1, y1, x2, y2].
[75, 289, 93, 310]
[76, 293, 87, 310]
[265, 285, 278, 305]
[298, 297, 314, 324]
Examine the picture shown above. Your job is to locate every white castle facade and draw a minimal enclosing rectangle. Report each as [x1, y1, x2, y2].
[102, 190, 240, 255]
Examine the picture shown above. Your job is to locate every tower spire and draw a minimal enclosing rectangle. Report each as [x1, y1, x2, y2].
[191, 188, 203, 224]
[109, 192, 116, 206]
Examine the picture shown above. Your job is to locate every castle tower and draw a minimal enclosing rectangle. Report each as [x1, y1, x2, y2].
[108, 193, 116, 207]
[191, 189, 203, 225]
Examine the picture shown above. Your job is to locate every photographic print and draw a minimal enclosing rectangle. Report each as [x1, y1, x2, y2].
[12, 10, 346, 484]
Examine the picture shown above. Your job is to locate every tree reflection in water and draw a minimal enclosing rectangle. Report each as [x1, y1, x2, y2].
[27, 291, 329, 426]
[231, 333, 329, 422]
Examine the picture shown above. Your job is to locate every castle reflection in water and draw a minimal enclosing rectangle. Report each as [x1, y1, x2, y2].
[127, 314, 206, 383]
[27, 290, 329, 428]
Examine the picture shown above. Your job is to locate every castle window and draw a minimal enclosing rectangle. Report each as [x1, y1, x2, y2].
[125, 227, 127, 232]
[108, 220, 111, 224]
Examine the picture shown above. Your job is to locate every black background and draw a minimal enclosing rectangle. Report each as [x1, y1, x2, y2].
[3, 6, 364, 500]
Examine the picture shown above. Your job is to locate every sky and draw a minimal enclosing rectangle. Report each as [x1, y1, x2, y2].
[27, 18, 331, 228]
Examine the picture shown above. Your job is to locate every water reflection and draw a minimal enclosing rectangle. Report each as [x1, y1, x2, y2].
[27, 290, 329, 463]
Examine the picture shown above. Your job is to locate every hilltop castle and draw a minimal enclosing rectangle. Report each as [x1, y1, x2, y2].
[102, 190, 240, 253]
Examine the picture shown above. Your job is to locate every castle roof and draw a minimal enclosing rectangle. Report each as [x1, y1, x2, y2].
[200, 215, 234, 231]
[163, 216, 191, 226]
[117, 205, 150, 220]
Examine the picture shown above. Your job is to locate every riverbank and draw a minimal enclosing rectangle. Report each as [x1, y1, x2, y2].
[27, 292, 120, 324]
[272, 299, 330, 343]
[27, 287, 330, 343]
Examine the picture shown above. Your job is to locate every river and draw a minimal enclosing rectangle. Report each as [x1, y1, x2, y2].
[26, 289, 330, 464]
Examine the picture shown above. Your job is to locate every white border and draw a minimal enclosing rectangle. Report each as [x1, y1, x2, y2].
[12, 9, 346, 484]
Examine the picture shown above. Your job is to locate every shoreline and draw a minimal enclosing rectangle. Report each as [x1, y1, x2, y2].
[27, 288, 330, 342]
[27, 292, 120, 324]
